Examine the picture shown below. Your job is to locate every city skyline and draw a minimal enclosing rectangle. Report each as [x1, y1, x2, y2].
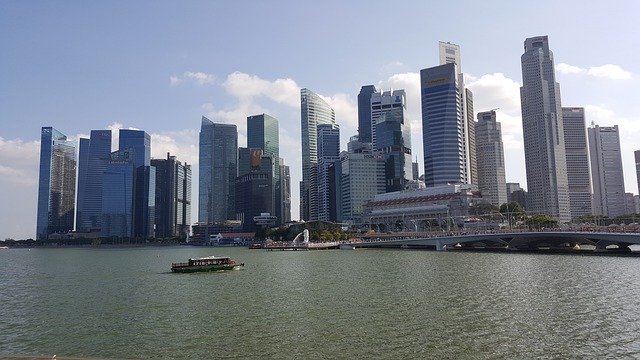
[2, 1, 640, 239]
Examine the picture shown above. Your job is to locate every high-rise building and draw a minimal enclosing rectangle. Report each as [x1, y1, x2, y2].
[76, 130, 112, 232]
[438, 41, 476, 185]
[340, 136, 386, 225]
[235, 149, 273, 232]
[101, 149, 135, 238]
[589, 124, 625, 218]
[119, 129, 155, 238]
[412, 161, 419, 181]
[199, 117, 238, 225]
[300, 88, 336, 221]
[624, 193, 636, 216]
[357, 85, 377, 143]
[36, 127, 77, 240]
[520, 35, 571, 222]
[371, 89, 412, 192]
[151, 153, 191, 238]
[506, 183, 528, 210]
[316, 123, 340, 221]
[279, 158, 291, 223]
[420, 63, 466, 187]
[635, 150, 640, 196]
[475, 110, 507, 207]
[247, 114, 281, 224]
[562, 107, 593, 220]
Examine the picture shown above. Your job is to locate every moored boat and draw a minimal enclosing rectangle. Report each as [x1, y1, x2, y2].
[171, 256, 244, 273]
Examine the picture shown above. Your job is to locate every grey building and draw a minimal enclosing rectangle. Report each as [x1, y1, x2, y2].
[76, 130, 111, 233]
[562, 107, 593, 220]
[300, 88, 336, 221]
[475, 110, 507, 207]
[279, 158, 291, 223]
[357, 85, 377, 143]
[36, 127, 77, 240]
[438, 41, 476, 185]
[412, 161, 419, 181]
[151, 153, 191, 238]
[589, 124, 626, 218]
[371, 89, 412, 192]
[340, 136, 386, 226]
[624, 193, 636, 216]
[506, 183, 528, 210]
[635, 150, 640, 195]
[520, 35, 570, 222]
[235, 149, 273, 232]
[199, 117, 238, 225]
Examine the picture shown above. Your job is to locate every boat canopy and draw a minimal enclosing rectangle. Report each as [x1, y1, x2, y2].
[189, 256, 230, 261]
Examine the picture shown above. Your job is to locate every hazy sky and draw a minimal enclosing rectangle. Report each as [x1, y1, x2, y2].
[2, 1, 639, 239]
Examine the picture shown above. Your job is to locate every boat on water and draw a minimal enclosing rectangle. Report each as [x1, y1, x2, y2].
[171, 256, 244, 273]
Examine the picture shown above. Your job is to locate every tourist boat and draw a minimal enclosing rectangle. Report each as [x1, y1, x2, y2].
[171, 256, 244, 273]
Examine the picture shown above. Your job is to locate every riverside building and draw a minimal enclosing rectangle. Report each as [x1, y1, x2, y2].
[151, 153, 191, 238]
[76, 130, 111, 233]
[562, 107, 593, 219]
[475, 110, 507, 207]
[589, 124, 626, 218]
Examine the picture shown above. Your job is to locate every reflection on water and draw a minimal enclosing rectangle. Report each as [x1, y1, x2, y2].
[2, 247, 640, 358]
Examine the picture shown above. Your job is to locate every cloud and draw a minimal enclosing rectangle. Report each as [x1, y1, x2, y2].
[222, 72, 300, 107]
[556, 63, 632, 80]
[319, 93, 358, 137]
[170, 71, 216, 86]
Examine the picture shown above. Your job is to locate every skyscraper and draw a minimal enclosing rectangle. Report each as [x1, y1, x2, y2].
[36, 127, 77, 240]
[199, 117, 238, 224]
[520, 35, 570, 222]
[316, 123, 340, 221]
[357, 85, 377, 143]
[235, 149, 274, 232]
[279, 158, 291, 224]
[151, 153, 191, 238]
[589, 125, 626, 217]
[562, 107, 593, 219]
[438, 41, 476, 185]
[119, 129, 155, 238]
[421, 63, 466, 187]
[300, 88, 336, 221]
[76, 130, 111, 232]
[247, 114, 281, 223]
[101, 149, 135, 238]
[475, 110, 507, 207]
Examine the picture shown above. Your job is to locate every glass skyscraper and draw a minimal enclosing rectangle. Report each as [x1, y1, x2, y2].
[562, 107, 592, 219]
[316, 123, 340, 221]
[300, 88, 336, 221]
[36, 127, 77, 240]
[357, 85, 377, 143]
[76, 129, 111, 232]
[589, 125, 625, 218]
[199, 117, 238, 225]
[101, 149, 135, 238]
[247, 114, 281, 223]
[151, 153, 191, 238]
[475, 110, 507, 207]
[371, 89, 412, 192]
[420, 63, 466, 187]
[520, 35, 570, 222]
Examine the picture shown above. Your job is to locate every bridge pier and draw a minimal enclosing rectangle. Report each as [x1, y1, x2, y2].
[436, 240, 445, 251]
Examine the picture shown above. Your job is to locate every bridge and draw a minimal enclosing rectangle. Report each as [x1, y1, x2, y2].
[348, 231, 640, 252]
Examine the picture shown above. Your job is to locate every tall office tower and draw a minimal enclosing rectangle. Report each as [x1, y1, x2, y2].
[101, 149, 135, 238]
[412, 161, 419, 181]
[588, 125, 626, 217]
[279, 158, 291, 223]
[421, 63, 465, 186]
[235, 149, 274, 232]
[371, 89, 412, 192]
[358, 85, 377, 143]
[36, 127, 77, 240]
[247, 114, 281, 223]
[438, 41, 476, 185]
[119, 129, 155, 238]
[151, 153, 192, 238]
[300, 88, 336, 220]
[340, 136, 386, 225]
[635, 150, 640, 195]
[520, 35, 570, 222]
[75, 130, 111, 232]
[562, 107, 593, 219]
[316, 123, 341, 221]
[199, 117, 238, 224]
[475, 111, 507, 207]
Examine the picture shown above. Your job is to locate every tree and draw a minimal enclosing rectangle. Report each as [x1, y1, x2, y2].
[500, 202, 525, 228]
[526, 214, 558, 230]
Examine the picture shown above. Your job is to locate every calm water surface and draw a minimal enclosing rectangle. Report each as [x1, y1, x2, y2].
[2, 247, 640, 359]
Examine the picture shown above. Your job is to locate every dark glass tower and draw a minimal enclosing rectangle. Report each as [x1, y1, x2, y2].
[317, 123, 340, 221]
[76, 130, 112, 232]
[235, 150, 274, 232]
[357, 85, 377, 143]
[247, 114, 281, 223]
[151, 153, 191, 238]
[101, 149, 135, 238]
[199, 117, 238, 225]
[36, 127, 77, 239]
